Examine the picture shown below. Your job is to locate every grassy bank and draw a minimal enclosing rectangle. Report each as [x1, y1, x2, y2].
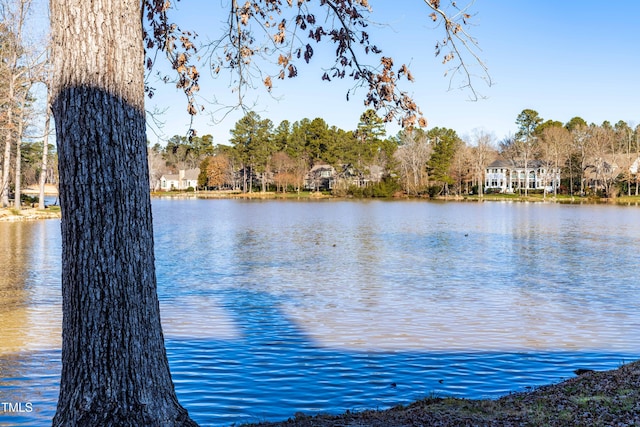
[0, 206, 61, 221]
[152, 190, 332, 200]
[458, 193, 640, 205]
[153, 190, 640, 205]
[246, 360, 640, 426]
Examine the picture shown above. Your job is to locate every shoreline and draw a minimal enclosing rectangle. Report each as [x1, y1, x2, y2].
[0, 185, 61, 222]
[152, 190, 640, 205]
[246, 359, 640, 426]
[0, 206, 61, 222]
[3, 191, 638, 222]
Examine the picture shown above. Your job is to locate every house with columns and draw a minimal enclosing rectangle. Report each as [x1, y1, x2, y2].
[485, 159, 561, 193]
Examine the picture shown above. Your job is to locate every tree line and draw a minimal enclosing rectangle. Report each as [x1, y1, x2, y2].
[150, 108, 640, 198]
[0, 0, 54, 210]
[501, 110, 640, 197]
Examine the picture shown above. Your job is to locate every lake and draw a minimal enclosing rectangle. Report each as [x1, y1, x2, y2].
[1, 199, 639, 426]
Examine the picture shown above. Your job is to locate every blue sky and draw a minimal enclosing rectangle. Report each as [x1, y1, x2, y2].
[146, 1, 640, 145]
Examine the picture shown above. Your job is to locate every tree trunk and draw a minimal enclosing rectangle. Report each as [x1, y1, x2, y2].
[1, 92, 13, 208]
[49, 1, 197, 425]
[523, 152, 529, 197]
[554, 158, 559, 197]
[14, 119, 22, 210]
[636, 139, 640, 196]
[243, 164, 247, 192]
[38, 91, 51, 210]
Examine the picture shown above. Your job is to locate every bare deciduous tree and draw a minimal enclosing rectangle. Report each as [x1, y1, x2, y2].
[1, 0, 31, 207]
[469, 129, 495, 197]
[394, 129, 432, 195]
[570, 125, 594, 196]
[588, 125, 619, 197]
[450, 142, 473, 195]
[538, 126, 571, 198]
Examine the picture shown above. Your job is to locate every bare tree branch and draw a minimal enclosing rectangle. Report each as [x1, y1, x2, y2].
[143, 1, 490, 132]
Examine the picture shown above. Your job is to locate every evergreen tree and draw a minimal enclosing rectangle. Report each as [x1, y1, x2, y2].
[230, 111, 273, 192]
[514, 109, 543, 196]
[426, 127, 461, 194]
[353, 109, 386, 169]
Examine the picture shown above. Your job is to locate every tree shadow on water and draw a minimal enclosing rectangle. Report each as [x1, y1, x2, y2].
[0, 287, 635, 426]
[164, 288, 636, 426]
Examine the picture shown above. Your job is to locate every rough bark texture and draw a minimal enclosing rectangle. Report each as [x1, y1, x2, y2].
[50, 0, 196, 425]
[1, 81, 14, 207]
[37, 100, 50, 210]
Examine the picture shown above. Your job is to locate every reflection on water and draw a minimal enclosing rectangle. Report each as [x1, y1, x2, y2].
[0, 221, 62, 427]
[0, 223, 32, 356]
[1, 200, 640, 426]
[0, 222, 62, 356]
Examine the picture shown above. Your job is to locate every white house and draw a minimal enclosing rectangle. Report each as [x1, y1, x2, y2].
[485, 159, 560, 193]
[159, 168, 200, 191]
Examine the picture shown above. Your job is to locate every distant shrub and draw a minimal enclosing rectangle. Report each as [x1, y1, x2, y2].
[347, 185, 364, 198]
[21, 194, 39, 205]
[426, 185, 442, 198]
[331, 186, 348, 197]
[337, 176, 401, 198]
[368, 176, 401, 197]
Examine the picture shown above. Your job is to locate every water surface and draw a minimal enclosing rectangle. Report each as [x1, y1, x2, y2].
[1, 199, 639, 426]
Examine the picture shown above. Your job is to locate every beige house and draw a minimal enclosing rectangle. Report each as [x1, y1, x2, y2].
[159, 168, 200, 191]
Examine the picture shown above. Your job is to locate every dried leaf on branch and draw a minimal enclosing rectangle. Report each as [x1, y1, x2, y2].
[142, 0, 490, 128]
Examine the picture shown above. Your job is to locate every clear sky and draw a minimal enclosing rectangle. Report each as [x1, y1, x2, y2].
[145, 1, 640, 146]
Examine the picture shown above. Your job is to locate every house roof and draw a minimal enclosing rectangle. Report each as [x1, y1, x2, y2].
[489, 155, 640, 172]
[486, 159, 547, 169]
[161, 168, 200, 181]
[182, 168, 201, 180]
[487, 159, 514, 168]
[309, 164, 335, 172]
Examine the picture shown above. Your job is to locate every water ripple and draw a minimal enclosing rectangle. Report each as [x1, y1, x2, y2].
[2, 200, 640, 426]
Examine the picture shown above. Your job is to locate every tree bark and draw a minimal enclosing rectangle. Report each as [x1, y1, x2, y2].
[14, 117, 22, 210]
[49, 0, 196, 425]
[1, 81, 14, 208]
[38, 89, 51, 210]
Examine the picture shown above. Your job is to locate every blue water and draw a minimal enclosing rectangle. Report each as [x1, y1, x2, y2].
[1, 199, 639, 426]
